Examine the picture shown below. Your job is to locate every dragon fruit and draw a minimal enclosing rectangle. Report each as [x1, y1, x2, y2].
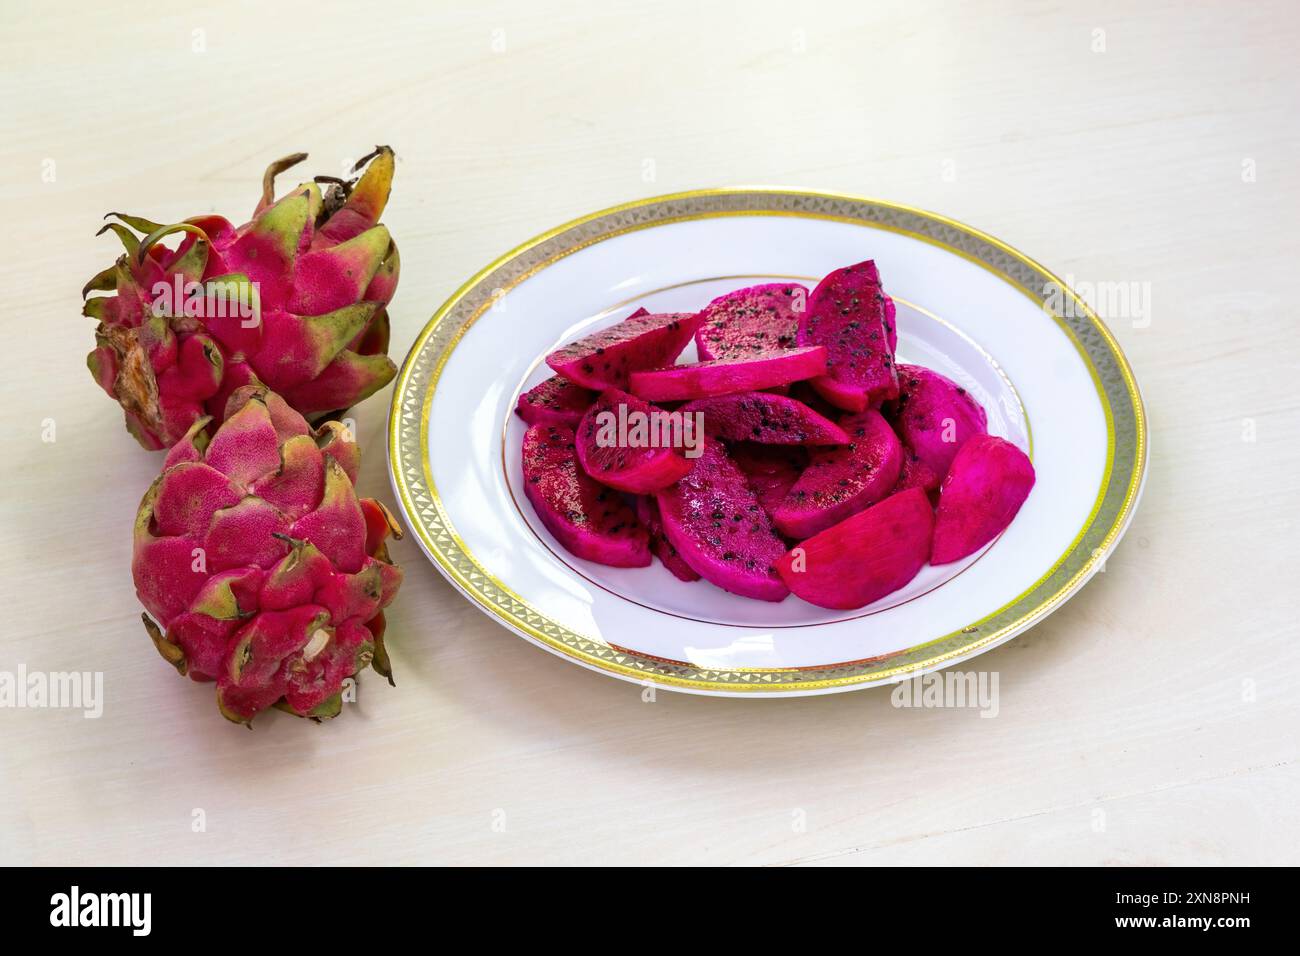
[771, 409, 903, 539]
[516, 375, 595, 428]
[655, 442, 789, 601]
[636, 496, 700, 582]
[729, 443, 808, 520]
[84, 148, 400, 450]
[777, 488, 934, 610]
[523, 423, 650, 567]
[681, 392, 849, 445]
[133, 385, 402, 723]
[891, 449, 941, 494]
[576, 389, 693, 493]
[694, 283, 807, 360]
[931, 435, 1035, 564]
[798, 260, 897, 411]
[629, 346, 827, 402]
[546, 309, 700, 390]
[892, 364, 988, 481]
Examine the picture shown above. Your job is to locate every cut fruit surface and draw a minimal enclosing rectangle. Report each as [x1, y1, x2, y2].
[777, 487, 934, 610]
[891, 363, 988, 481]
[522, 423, 650, 567]
[694, 283, 807, 360]
[515, 375, 595, 428]
[655, 442, 789, 601]
[681, 392, 849, 445]
[728, 443, 808, 521]
[546, 309, 700, 390]
[771, 409, 903, 539]
[576, 389, 694, 493]
[931, 434, 1035, 564]
[629, 346, 827, 402]
[798, 259, 898, 411]
[636, 496, 700, 582]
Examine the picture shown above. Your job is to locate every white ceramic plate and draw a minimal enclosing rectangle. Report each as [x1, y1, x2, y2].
[388, 190, 1146, 695]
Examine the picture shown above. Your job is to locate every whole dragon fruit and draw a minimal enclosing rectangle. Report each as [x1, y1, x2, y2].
[134, 385, 403, 723]
[83, 147, 400, 449]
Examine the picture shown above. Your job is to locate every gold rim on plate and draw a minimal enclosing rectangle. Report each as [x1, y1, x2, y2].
[387, 188, 1147, 694]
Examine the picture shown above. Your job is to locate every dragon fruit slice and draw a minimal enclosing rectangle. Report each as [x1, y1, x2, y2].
[516, 375, 595, 428]
[771, 409, 903, 539]
[777, 488, 934, 610]
[575, 389, 694, 493]
[655, 442, 789, 601]
[83, 148, 400, 449]
[635, 496, 700, 582]
[798, 259, 897, 411]
[629, 346, 827, 402]
[694, 282, 807, 360]
[892, 364, 988, 481]
[681, 392, 849, 445]
[728, 443, 808, 520]
[891, 448, 941, 494]
[522, 424, 650, 567]
[546, 309, 700, 390]
[931, 435, 1035, 564]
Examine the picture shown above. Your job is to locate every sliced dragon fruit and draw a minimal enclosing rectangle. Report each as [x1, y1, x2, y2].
[777, 487, 934, 610]
[771, 409, 903, 539]
[694, 282, 807, 360]
[655, 442, 790, 601]
[931, 434, 1035, 564]
[891, 448, 941, 494]
[635, 496, 700, 582]
[728, 443, 808, 520]
[546, 308, 700, 390]
[515, 375, 595, 428]
[629, 346, 827, 402]
[522, 423, 650, 567]
[892, 363, 988, 481]
[681, 392, 849, 445]
[575, 389, 693, 493]
[798, 259, 897, 411]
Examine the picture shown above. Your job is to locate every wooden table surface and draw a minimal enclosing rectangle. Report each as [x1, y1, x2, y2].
[2, 0, 1297, 866]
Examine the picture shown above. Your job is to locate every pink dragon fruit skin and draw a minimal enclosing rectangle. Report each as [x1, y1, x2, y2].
[628, 346, 827, 402]
[694, 283, 807, 360]
[546, 309, 701, 391]
[892, 363, 988, 482]
[522, 423, 651, 568]
[931, 434, 1035, 564]
[655, 442, 790, 602]
[515, 375, 595, 428]
[798, 259, 898, 411]
[635, 496, 700, 582]
[681, 391, 850, 445]
[575, 389, 693, 493]
[84, 148, 400, 450]
[777, 487, 934, 610]
[771, 409, 903, 540]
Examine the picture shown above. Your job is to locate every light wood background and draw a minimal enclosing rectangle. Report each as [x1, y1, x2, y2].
[2, 0, 1297, 866]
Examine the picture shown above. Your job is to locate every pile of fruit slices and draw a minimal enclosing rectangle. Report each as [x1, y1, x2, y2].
[516, 261, 1035, 610]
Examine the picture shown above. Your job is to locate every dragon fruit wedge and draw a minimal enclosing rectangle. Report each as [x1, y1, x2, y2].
[892, 364, 988, 481]
[629, 346, 827, 402]
[576, 389, 694, 493]
[694, 282, 807, 360]
[771, 409, 903, 540]
[546, 309, 700, 390]
[516, 375, 595, 428]
[84, 147, 400, 450]
[798, 259, 898, 411]
[656, 442, 790, 601]
[133, 385, 403, 724]
[728, 443, 808, 521]
[777, 487, 934, 610]
[931, 435, 1035, 564]
[635, 496, 701, 582]
[681, 392, 849, 445]
[523, 423, 651, 567]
